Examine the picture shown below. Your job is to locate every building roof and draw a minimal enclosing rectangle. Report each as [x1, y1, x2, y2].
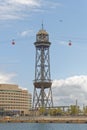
[0, 84, 27, 91]
[37, 29, 48, 35]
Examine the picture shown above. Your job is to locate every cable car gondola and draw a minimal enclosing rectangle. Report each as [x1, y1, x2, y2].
[12, 40, 15, 45]
[68, 40, 72, 46]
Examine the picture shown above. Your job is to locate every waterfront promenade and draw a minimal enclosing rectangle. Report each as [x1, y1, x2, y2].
[1, 116, 87, 123]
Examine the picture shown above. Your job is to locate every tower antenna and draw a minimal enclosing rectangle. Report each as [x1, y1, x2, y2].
[42, 20, 44, 30]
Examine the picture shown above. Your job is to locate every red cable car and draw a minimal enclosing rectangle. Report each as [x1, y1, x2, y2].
[12, 40, 15, 45]
[68, 40, 72, 46]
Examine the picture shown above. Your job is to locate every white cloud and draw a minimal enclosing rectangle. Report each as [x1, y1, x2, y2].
[0, 0, 61, 20]
[0, 0, 41, 20]
[59, 41, 68, 46]
[0, 72, 16, 83]
[8, 0, 40, 6]
[52, 75, 87, 106]
[19, 29, 34, 37]
[19, 86, 27, 90]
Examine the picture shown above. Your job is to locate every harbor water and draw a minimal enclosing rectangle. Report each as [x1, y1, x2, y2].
[0, 123, 87, 130]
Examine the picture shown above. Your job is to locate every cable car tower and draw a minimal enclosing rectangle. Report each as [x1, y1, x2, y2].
[33, 24, 53, 109]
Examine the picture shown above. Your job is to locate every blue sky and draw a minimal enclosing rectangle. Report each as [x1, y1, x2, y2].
[1, 0, 87, 106]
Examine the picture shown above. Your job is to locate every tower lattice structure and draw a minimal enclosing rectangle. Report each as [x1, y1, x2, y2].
[33, 25, 53, 108]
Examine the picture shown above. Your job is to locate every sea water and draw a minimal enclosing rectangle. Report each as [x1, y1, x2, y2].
[0, 123, 87, 130]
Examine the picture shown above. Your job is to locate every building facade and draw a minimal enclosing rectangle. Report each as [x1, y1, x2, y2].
[0, 84, 32, 115]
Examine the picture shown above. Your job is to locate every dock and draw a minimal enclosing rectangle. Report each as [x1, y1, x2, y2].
[1, 116, 87, 123]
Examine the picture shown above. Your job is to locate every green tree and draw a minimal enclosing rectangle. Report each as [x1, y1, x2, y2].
[39, 107, 46, 115]
[69, 105, 79, 116]
[83, 106, 87, 115]
[56, 108, 63, 116]
[49, 108, 56, 116]
[49, 108, 63, 116]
